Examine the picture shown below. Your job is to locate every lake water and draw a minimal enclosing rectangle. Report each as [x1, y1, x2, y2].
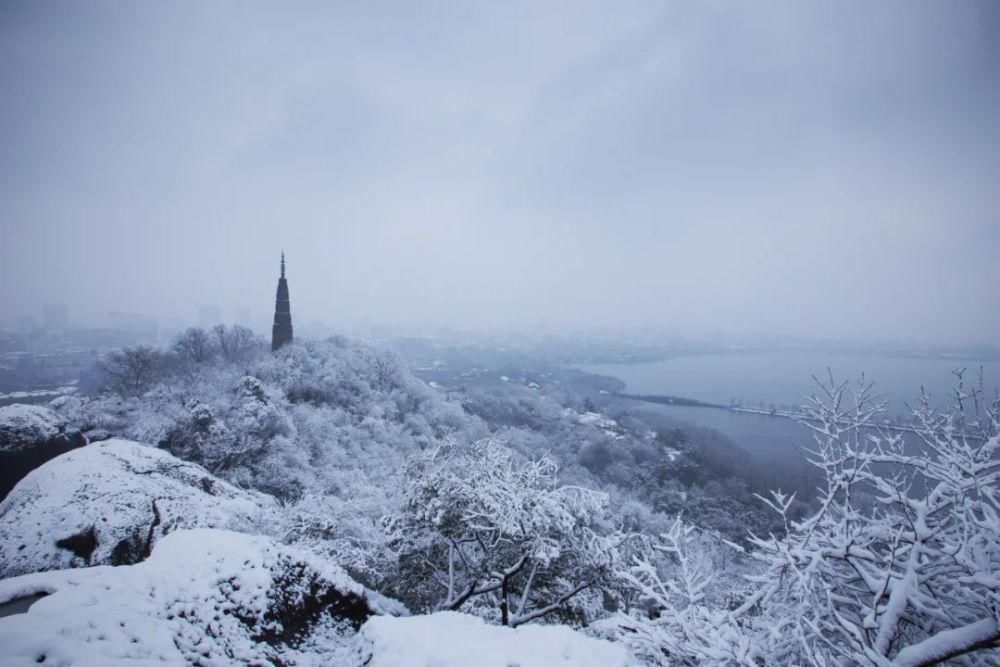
[584, 350, 998, 412]
[582, 350, 999, 493]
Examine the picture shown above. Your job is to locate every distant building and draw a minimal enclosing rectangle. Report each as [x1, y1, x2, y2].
[42, 304, 68, 331]
[198, 305, 222, 328]
[271, 252, 293, 351]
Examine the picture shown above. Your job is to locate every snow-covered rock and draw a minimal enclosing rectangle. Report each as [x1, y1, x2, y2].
[0, 403, 86, 501]
[0, 404, 61, 451]
[357, 611, 632, 667]
[0, 529, 403, 666]
[0, 439, 276, 579]
[0, 531, 620, 667]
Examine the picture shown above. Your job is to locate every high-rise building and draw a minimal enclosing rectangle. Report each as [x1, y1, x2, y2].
[271, 252, 293, 351]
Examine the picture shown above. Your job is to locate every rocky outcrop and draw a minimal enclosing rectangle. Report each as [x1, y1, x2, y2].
[0, 404, 61, 449]
[0, 529, 405, 666]
[0, 404, 87, 501]
[0, 528, 622, 667]
[0, 439, 277, 579]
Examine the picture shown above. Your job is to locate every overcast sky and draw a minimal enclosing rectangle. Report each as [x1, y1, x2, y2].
[1, 1, 998, 344]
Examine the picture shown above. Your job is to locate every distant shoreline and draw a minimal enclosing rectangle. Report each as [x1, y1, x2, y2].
[571, 345, 1000, 367]
[610, 392, 727, 410]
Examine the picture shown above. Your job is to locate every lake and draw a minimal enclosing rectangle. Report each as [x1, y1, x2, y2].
[583, 350, 999, 493]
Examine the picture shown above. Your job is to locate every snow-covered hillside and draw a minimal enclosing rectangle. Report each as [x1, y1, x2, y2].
[0, 529, 629, 667]
[53, 338, 478, 502]
[3, 334, 993, 665]
[0, 439, 276, 579]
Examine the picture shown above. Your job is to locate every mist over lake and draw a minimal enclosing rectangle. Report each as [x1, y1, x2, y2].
[582, 350, 1000, 492]
[583, 349, 1000, 412]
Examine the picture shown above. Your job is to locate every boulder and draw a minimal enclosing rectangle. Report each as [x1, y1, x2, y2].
[0, 439, 276, 579]
[0, 404, 60, 449]
[0, 404, 85, 501]
[0, 529, 405, 666]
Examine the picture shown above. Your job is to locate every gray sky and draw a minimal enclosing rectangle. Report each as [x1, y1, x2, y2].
[2, 1, 998, 344]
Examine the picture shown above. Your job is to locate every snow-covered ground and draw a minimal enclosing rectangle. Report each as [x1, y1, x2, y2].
[0, 439, 276, 578]
[0, 529, 402, 666]
[359, 611, 631, 667]
[0, 530, 629, 667]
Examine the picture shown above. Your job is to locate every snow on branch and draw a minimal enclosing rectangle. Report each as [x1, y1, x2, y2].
[612, 372, 1000, 665]
[386, 438, 630, 626]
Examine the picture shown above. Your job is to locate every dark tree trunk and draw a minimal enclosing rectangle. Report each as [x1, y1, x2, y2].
[500, 575, 510, 626]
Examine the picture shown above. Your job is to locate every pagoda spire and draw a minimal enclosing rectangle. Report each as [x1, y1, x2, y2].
[271, 252, 293, 351]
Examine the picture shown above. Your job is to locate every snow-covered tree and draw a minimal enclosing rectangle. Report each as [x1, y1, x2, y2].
[172, 327, 217, 365]
[614, 372, 1000, 666]
[747, 371, 1000, 665]
[279, 491, 398, 592]
[212, 324, 264, 365]
[65, 337, 479, 501]
[614, 518, 755, 665]
[96, 345, 167, 396]
[387, 439, 626, 626]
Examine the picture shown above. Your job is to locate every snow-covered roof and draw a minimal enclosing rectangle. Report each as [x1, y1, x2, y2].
[0, 439, 277, 579]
